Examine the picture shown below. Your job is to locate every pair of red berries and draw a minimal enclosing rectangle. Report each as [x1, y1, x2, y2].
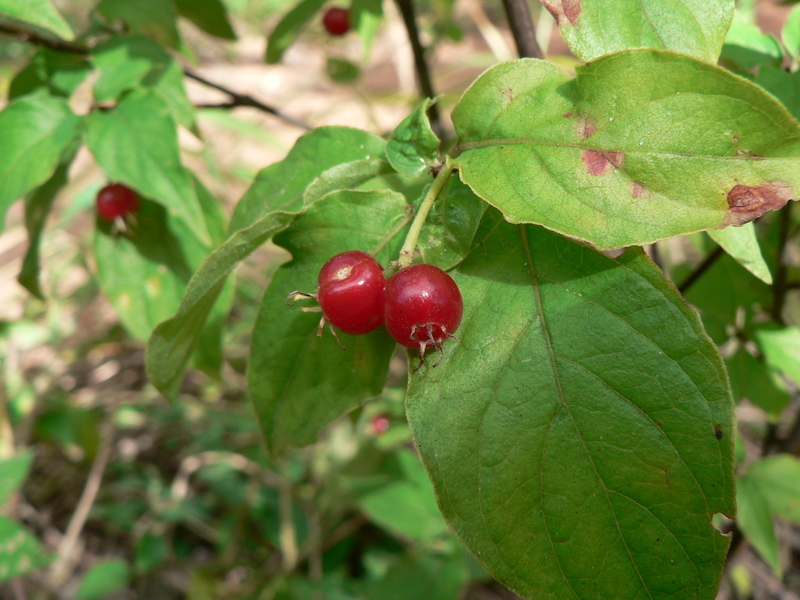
[301, 250, 463, 360]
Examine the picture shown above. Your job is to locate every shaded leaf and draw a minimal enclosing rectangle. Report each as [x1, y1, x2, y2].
[352, 0, 383, 62]
[265, 0, 326, 64]
[785, 5, 800, 62]
[0, 93, 82, 235]
[736, 473, 781, 575]
[303, 157, 393, 205]
[408, 211, 734, 599]
[249, 190, 410, 453]
[326, 58, 360, 83]
[86, 89, 209, 245]
[726, 348, 791, 420]
[542, 0, 732, 63]
[19, 159, 73, 299]
[174, 0, 236, 40]
[147, 210, 295, 400]
[0, 0, 74, 40]
[387, 98, 440, 176]
[362, 547, 469, 600]
[721, 11, 783, 73]
[754, 65, 800, 121]
[450, 50, 800, 250]
[8, 49, 92, 100]
[746, 454, 800, 522]
[708, 223, 771, 284]
[96, 0, 181, 49]
[0, 452, 33, 505]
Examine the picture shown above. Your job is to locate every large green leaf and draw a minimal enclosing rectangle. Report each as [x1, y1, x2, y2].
[146, 209, 296, 399]
[407, 211, 735, 600]
[249, 189, 410, 453]
[86, 89, 209, 245]
[0, 0, 74, 40]
[0, 518, 50, 581]
[230, 126, 386, 231]
[0, 93, 81, 235]
[450, 51, 800, 250]
[542, 0, 732, 63]
[92, 35, 196, 132]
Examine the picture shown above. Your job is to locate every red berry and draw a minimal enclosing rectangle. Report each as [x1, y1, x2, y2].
[323, 7, 350, 36]
[96, 183, 139, 221]
[317, 251, 385, 335]
[384, 264, 463, 352]
[371, 414, 390, 435]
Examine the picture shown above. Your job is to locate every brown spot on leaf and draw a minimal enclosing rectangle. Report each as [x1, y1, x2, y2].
[542, 0, 581, 26]
[723, 182, 796, 226]
[575, 115, 595, 140]
[631, 182, 651, 199]
[714, 424, 723, 440]
[581, 150, 624, 176]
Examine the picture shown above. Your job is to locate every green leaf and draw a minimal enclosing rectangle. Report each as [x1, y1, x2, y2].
[135, 534, 168, 572]
[541, 0, 732, 63]
[784, 5, 800, 62]
[265, 0, 326, 64]
[326, 58, 361, 83]
[8, 49, 92, 100]
[0, 517, 51, 581]
[736, 473, 781, 575]
[450, 50, 800, 250]
[249, 190, 410, 453]
[708, 223, 771, 284]
[721, 11, 783, 73]
[387, 98, 440, 176]
[18, 159, 72, 299]
[0, 452, 33, 505]
[746, 454, 800, 522]
[418, 177, 486, 271]
[0, 93, 82, 236]
[756, 326, 800, 388]
[407, 212, 735, 600]
[754, 65, 800, 121]
[86, 89, 210, 245]
[94, 198, 195, 341]
[0, 0, 74, 40]
[303, 158, 393, 206]
[230, 126, 386, 232]
[146, 210, 296, 400]
[96, 0, 181, 49]
[173, 0, 236, 40]
[349, 449, 449, 543]
[75, 558, 130, 600]
[726, 348, 791, 419]
[352, 0, 383, 62]
[362, 547, 469, 600]
[92, 35, 197, 132]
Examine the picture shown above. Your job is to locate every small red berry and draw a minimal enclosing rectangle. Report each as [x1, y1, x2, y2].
[96, 183, 139, 221]
[384, 264, 463, 356]
[323, 7, 350, 36]
[317, 250, 385, 335]
[371, 414, 391, 435]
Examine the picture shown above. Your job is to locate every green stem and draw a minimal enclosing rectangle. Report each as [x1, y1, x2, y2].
[396, 162, 455, 269]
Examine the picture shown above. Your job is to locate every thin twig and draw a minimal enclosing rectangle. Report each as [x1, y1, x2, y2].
[677, 245, 725, 294]
[501, 0, 544, 59]
[0, 22, 311, 130]
[48, 418, 115, 587]
[392, 0, 443, 138]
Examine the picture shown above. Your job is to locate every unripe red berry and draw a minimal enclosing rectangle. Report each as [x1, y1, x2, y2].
[317, 250, 385, 335]
[96, 183, 139, 221]
[323, 7, 350, 36]
[384, 264, 463, 353]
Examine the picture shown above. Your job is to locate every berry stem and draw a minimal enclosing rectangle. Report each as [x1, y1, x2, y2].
[396, 162, 455, 269]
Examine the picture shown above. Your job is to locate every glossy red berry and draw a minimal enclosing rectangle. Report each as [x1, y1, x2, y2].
[384, 264, 463, 353]
[317, 250, 385, 335]
[96, 183, 139, 221]
[370, 414, 391, 435]
[322, 7, 350, 36]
